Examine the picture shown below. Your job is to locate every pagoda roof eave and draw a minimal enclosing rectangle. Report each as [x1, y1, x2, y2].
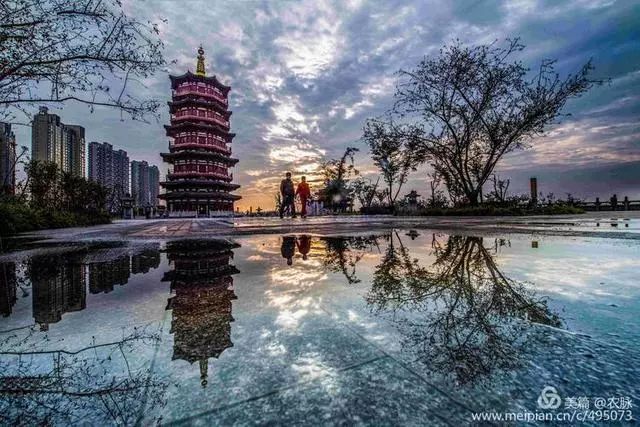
[164, 122, 235, 139]
[169, 71, 231, 93]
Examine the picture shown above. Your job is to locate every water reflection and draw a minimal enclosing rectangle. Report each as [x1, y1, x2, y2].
[275, 232, 561, 385]
[369, 232, 561, 385]
[0, 233, 565, 422]
[278, 234, 381, 285]
[0, 240, 243, 424]
[0, 262, 17, 317]
[0, 323, 167, 425]
[320, 235, 381, 284]
[163, 240, 240, 387]
[25, 249, 161, 329]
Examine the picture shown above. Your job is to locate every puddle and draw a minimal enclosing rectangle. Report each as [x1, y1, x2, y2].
[1, 231, 639, 424]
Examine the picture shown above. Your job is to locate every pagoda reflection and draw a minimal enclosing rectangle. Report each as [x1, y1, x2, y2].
[163, 239, 240, 387]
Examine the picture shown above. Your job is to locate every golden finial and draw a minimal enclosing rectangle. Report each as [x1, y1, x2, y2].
[196, 45, 206, 76]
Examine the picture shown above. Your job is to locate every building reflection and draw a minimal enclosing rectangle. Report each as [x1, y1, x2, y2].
[88, 255, 130, 294]
[163, 239, 240, 387]
[131, 249, 161, 274]
[29, 254, 86, 331]
[22, 248, 160, 329]
[0, 262, 17, 317]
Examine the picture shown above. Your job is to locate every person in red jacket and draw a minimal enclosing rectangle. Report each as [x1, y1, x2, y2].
[296, 176, 311, 218]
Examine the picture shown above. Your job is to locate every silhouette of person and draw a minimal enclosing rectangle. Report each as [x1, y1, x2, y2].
[279, 172, 296, 219]
[296, 176, 311, 218]
[611, 194, 618, 211]
[297, 235, 311, 260]
[281, 236, 296, 266]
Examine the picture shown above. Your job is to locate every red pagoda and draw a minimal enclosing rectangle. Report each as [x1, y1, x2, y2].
[160, 46, 241, 216]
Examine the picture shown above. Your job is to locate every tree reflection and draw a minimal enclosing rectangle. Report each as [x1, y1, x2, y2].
[320, 235, 381, 284]
[0, 325, 168, 425]
[367, 232, 561, 385]
[0, 245, 166, 425]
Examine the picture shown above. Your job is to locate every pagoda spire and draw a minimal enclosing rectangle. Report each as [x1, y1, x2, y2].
[196, 45, 206, 76]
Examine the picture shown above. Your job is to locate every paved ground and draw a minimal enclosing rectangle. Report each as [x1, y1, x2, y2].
[18, 211, 640, 242]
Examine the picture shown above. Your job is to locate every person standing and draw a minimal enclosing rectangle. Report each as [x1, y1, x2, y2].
[296, 176, 311, 218]
[279, 172, 296, 218]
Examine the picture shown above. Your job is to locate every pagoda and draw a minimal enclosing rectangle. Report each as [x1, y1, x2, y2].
[160, 46, 241, 216]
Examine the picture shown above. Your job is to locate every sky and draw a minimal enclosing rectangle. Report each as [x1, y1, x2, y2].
[13, 0, 640, 210]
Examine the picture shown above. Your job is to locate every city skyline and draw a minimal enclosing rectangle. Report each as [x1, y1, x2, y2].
[9, 0, 640, 210]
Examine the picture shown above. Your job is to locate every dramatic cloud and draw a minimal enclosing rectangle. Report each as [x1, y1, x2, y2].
[13, 0, 640, 208]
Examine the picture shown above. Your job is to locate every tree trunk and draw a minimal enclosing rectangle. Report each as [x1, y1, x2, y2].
[466, 190, 480, 206]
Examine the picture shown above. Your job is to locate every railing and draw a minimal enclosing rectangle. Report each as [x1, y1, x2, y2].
[174, 85, 227, 105]
[172, 113, 229, 128]
[580, 197, 640, 211]
[168, 171, 232, 181]
[172, 134, 230, 145]
[169, 141, 231, 155]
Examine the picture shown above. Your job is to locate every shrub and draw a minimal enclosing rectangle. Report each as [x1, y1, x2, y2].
[0, 197, 111, 239]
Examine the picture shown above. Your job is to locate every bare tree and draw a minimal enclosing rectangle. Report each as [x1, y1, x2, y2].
[1, 143, 28, 196]
[362, 117, 426, 208]
[351, 176, 379, 210]
[490, 173, 510, 203]
[427, 169, 447, 208]
[0, 0, 169, 122]
[389, 38, 600, 206]
[319, 147, 359, 212]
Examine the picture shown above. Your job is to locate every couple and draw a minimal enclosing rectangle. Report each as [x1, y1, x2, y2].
[279, 172, 311, 218]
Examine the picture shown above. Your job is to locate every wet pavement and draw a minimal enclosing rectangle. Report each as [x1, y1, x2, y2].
[1, 219, 640, 425]
[15, 211, 640, 243]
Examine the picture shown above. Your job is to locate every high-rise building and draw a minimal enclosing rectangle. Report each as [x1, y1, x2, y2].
[149, 165, 160, 207]
[31, 107, 85, 176]
[32, 106, 63, 166]
[0, 122, 16, 195]
[160, 46, 240, 216]
[63, 125, 86, 177]
[88, 141, 130, 195]
[131, 160, 160, 207]
[113, 149, 130, 195]
[131, 160, 149, 206]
